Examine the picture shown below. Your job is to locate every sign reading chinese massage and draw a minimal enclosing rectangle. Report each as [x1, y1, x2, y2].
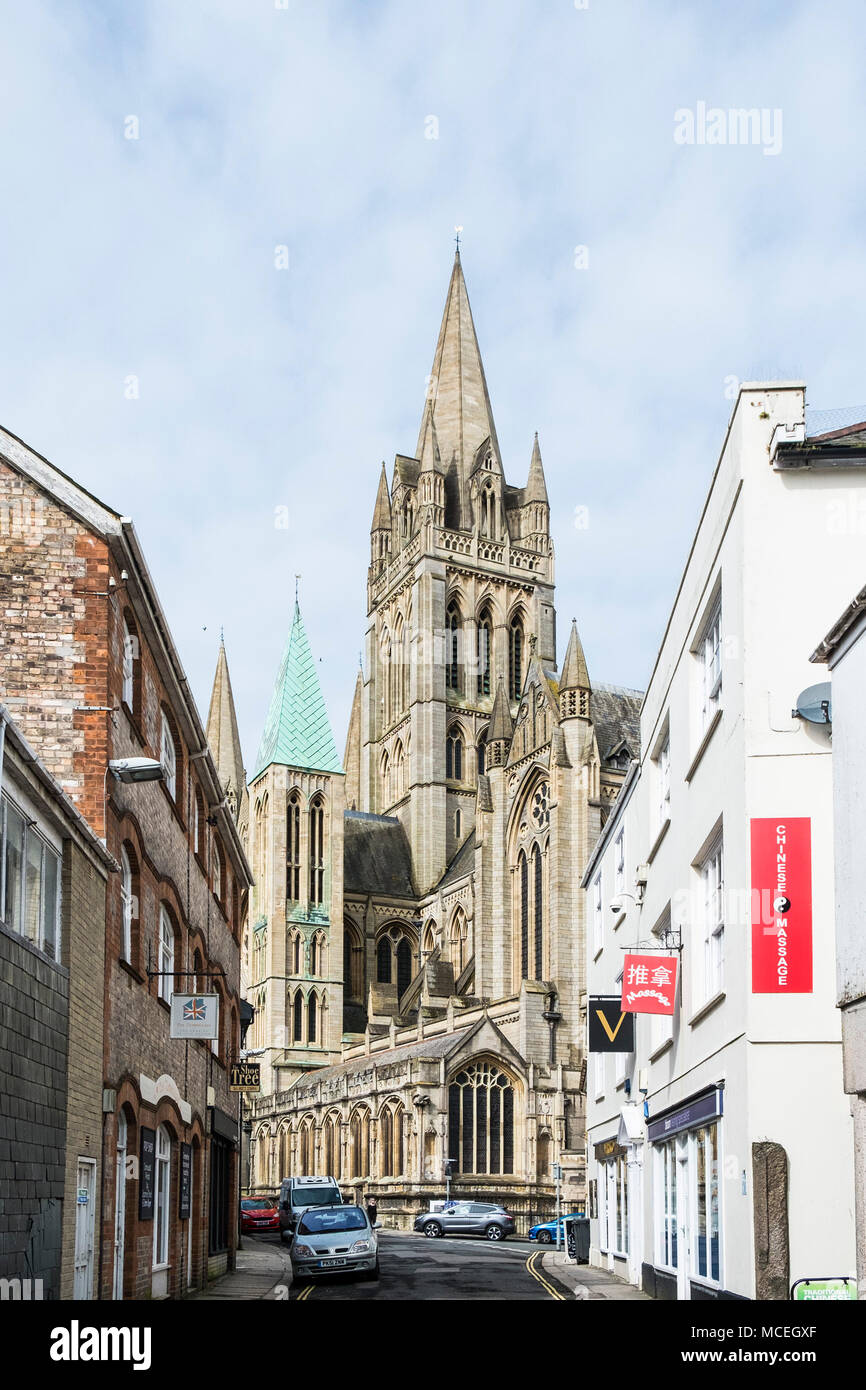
[751, 818, 812, 993]
[621, 953, 678, 1015]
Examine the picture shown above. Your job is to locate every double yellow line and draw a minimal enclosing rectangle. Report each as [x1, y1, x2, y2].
[295, 1283, 315, 1301]
[526, 1249, 566, 1301]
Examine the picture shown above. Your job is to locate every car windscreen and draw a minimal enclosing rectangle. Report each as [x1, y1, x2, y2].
[297, 1207, 368, 1235]
[241, 1200, 272, 1210]
[291, 1187, 342, 1208]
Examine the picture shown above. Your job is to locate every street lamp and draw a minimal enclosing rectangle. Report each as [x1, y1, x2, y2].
[108, 757, 165, 783]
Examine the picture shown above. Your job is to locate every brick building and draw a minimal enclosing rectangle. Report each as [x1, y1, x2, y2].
[0, 705, 114, 1300]
[0, 428, 252, 1299]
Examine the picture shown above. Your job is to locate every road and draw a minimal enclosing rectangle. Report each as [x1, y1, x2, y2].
[253, 1231, 572, 1301]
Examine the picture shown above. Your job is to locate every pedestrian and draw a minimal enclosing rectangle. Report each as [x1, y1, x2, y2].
[365, 1194, 378, 1228]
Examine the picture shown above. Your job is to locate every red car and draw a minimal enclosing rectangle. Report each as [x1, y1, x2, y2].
[240, 1198, 280, 1233]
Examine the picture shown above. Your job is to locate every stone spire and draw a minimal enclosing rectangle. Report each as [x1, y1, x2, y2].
[343, 668, 363, 810]
[559, 619, 591, 722]
[371, 462, 392, 531]
[417, 251, 500, 527]
[253, 601, 342, 779]
[206, 636, 246, 820]
[525, 433, 549, 505]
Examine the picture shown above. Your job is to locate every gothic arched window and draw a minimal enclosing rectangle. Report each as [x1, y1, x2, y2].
[446, 601, 461, 692]
[446, 725, 463, 781]
[396, 938, 412, 999]
[350, 1110, 370, 1178]
[519, 851, 529, 981]
[380, 750, 390, 809]
[309, 797, 325, 905]
[308, 992, 317, 1043]
[509, 617, 524, 701]
[344, 920, 363, 1000]
[448, 1061, 515, 1175]
[377, 936, 392, 984]
[533, 841, 543, 980]
[477, 729, 488, 776]
[476, 608, 492, 696]
[287, 792, 301, 901]
[451, 906, 467, 978]
[393, 740, 405, 801]
[292, 991, 303, 1043]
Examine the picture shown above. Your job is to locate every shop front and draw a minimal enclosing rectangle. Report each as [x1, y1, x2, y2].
[643, 1086, 725, 1300]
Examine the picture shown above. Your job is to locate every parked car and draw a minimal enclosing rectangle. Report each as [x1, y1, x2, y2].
[528, 1212, 585, 1244]
[290, 1204, 380, 1282]
[278, 1175, 343, 1242]
[240, 1198, 280, 1234]
[414, 1201, 515, 1241]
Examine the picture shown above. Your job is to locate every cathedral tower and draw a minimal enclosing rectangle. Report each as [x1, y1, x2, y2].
[360, 251, 556, 893]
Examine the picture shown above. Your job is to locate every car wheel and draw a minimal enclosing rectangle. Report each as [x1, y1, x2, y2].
[537, 1229, 553, 1244]
[423, 1221, 443, 1238]
[485, 1224, 505, 1241]
[364, 1259, 381, 1281]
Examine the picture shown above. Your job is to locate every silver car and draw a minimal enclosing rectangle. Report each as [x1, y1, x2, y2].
[290, 1204, 380, 1282]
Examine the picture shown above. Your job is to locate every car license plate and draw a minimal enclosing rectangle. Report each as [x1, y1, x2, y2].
[319, 1258, 347, 1268]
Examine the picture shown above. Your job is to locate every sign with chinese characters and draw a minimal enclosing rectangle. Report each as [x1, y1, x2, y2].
[229, 1060, 261, 1093]
[588, 997, 635, 1053]
[621, 953, 678, 1014]
[751, 818, 813, 993]
[170, 993, 219, 1040]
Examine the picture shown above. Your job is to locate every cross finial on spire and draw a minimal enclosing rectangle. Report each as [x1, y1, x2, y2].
[220, 624, 224, 645]
[454, 224, 463, 252]
[294, 573, 301, 604]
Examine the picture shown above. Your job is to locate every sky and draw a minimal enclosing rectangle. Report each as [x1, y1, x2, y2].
[2, 0, 866, 769]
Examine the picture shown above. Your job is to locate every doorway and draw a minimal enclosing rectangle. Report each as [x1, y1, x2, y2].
[73, 1158, 97, 1299]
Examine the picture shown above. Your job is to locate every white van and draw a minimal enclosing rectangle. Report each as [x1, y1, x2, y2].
[278, 1175, 342, 1242]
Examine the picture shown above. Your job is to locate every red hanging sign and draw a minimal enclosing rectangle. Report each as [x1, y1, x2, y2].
[621, 953, 678, 1014]
[751, 818, 812, 993]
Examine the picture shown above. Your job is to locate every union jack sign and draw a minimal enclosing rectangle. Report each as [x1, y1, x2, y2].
[170, 992, 219, 1039]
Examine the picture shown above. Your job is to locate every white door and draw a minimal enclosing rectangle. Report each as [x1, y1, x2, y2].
[186, 1162, 195, 1288]
[112, 1116, 127, 1299]
[73, 1158, 97, 1299]
[676, 1142, 691, 1301]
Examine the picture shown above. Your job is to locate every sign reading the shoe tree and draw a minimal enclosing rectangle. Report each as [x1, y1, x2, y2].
[588, 997, 635, 1053]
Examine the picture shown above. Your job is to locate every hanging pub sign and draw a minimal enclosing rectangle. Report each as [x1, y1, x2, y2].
[139, 1127, 156, 1221]
[178, 1142, 192, 1220]
[170, 993, 219, 1040]
[751, 818, 812, 993]
[588, 997, 635, 1053]
[229, 1061, 261, 1093]
[621, 953, 678, 1015]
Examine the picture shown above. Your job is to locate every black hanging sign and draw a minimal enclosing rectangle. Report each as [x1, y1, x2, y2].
[139, 1127, 156, 1221]
[179, 1142, 192, 1220]
[588, 996, 635, 1054]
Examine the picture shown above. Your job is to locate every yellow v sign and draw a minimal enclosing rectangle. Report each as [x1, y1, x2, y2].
[596, 1008, 626, 1043]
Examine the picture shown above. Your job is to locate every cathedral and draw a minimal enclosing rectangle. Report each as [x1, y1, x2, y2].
[223, 252, 641, 1228]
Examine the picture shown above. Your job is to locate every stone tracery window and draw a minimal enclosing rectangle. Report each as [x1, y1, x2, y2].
[446, 725, 463, 781]
[446, 601, 461, 691]
[350, 1109, 370, 1178]
[476, 607, 492, 696]
[309, 796, 325, 905]
[508, 616, 524, 701]
[379, 1101, 405, 1178]
[512, 778, 550, 988]
[448, 1061, 515, 1175]
[287, 791, 301, 901]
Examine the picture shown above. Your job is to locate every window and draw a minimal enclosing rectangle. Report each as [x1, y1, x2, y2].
[446, 726, 463, 781]
[691, 1125, 720, 1283]
[594, 1052, 605, 1100]
[192, 790, 201, 858]
[153, 1126, 171, 1268]
[308, 993, 317, 1043]
[592, 874, 603, 955]
[655, 1139, 678, 1270]
[476, 610, 492, 696]
[699, 597, 722, 731]
[477, 730, 488, 775]
[122, 616, 137, 710]
[614, 827, 626, 896]
[396, 938, 412, 997]
[160, 711, 177, 801]
[376, 936, 392, 984]
[657, 734, 671, 828]
[508, 617, 523, 701]
[292, 991, 303, 1043]
[393, 741, 405, 800]
[450, 908, 467, 977]
[448, 1061, 514, 1174]
[700, 839, 724, 998]
[519, 850, 528, 980]
[1, 795, 61, 959]
[120, 845, 134, 963]
[212, 837, 223, 905]
[599, 1153, 628, 1256]
[158, 906, 175, 1003]
[532, 843, 543, 979]
[287, 792, 301, 900]
[380, 751, 390, 808]
[446, 602, 460, 691]
[380, 1104, 404, 1178]
[309, 798, 324, 905]
[455, 808, 462, 841]
[291, 932, 301, 975]
[350, 1110, 370, 1179]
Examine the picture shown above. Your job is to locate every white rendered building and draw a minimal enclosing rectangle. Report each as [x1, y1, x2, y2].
[583, 387, 864, 1300]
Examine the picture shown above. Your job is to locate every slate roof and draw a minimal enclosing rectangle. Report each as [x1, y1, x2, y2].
[344, 811, 415, 897]
[290, 1027, 473, 1088]
[592, 682, 643, 763]
[253, 602, 341, 779]
[437, 830, 476, 890]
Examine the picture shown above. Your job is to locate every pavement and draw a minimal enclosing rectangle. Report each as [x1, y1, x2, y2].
[190, 1234, 649, 1301]
[541, 1249, 651, 1300]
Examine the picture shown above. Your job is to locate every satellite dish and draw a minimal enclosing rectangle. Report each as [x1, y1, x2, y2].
[793, 681, 832, 725]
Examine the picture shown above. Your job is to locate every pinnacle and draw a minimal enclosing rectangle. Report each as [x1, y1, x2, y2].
[488, 676, 514, 743]
[560, 619, 591, 692]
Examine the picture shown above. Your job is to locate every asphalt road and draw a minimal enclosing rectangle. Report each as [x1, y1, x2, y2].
[268, 1230, 572, 1301]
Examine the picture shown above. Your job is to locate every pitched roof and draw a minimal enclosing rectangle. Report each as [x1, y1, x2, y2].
[206, 639, 246, 813]
[343, 811, 414, 896]
[416, 251, 500, 520]
[438, 829, 476, 889]
[253, 602, 341, 778]
[591, 682, 643, 763]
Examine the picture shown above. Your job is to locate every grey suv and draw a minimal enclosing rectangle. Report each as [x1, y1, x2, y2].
[414, 1202, 515, 1241]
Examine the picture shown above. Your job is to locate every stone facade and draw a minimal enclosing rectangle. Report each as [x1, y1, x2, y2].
[241, 254, 641, 1232]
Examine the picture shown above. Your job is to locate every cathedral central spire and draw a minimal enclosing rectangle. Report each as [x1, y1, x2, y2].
[417, 252, 500, 527]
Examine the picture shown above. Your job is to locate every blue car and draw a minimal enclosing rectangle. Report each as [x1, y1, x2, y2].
[528, 1212, 585, 1244]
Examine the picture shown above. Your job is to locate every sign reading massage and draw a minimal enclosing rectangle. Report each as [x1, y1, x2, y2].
[751, 818, 813, 993]
[170, 993, 219, 1040]
[621, 953, 678, 1014]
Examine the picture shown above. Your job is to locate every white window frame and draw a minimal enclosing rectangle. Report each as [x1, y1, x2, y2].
[122, 618, 136, 709]
[654, 1138, 679, 1272]
[698, 596, 722, 732]
[689, 1123, 722, 1287]
[592, 874, 603, 954]
[699, 838, 724, 1000]
[153, 1125, 171, 1269]
[120, 845, 133, 963]
[0, 792, 62, 959]
[614, 827, 626, 895]
[600, 1155, 629, 1257]
[160, 711, 177, 801]
[158, 906, 175, 1004]
[593, 1051, 605, 1101]
[657, 734, 671, 829]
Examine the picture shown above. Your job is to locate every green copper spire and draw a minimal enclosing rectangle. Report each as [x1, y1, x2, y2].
[253, 602, 342, 779]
